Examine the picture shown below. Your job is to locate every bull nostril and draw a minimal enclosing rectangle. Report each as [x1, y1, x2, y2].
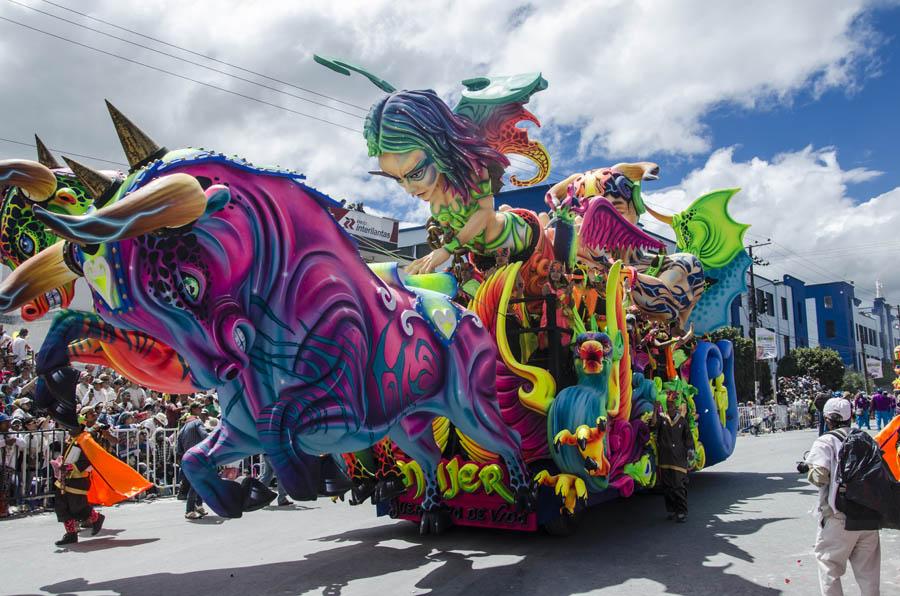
[225, 368, 239, 381]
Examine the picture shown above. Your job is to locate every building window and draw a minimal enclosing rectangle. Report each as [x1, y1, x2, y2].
[825, 320, 836, 339]
[824, 295, 833, 309]
[755, 289, 765, 314]
[781, 297, 788, 320]
[783, 335, 790, 355]
[766, 292, 774, 317]
[796, 302, 803, 324]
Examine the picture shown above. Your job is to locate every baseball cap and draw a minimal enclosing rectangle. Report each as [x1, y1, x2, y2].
[823, 398, 851, 421]
[0, 412, 10, 423]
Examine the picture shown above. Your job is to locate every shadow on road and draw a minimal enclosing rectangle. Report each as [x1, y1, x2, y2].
[35, 471, 809, 596]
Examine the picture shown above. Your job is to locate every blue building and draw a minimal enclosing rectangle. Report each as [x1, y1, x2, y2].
[804, 281, 858, 368]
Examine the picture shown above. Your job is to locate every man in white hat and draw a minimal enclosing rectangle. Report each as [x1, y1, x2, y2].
[805, 397, 881, 595]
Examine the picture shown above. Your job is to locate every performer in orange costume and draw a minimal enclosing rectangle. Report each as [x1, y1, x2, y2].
[53, 415, 151, 547]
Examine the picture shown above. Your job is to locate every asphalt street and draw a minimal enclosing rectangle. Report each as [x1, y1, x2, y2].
[2, 429, 898, 596]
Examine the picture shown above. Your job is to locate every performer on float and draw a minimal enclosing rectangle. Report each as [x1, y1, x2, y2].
[365, 90, 531, 274]
[53, 408, 151, 546]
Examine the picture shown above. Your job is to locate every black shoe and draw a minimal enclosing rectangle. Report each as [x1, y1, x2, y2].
[666, 513, 675, 520]
[277, 498, 293, 507]
[90, 513, 105, 536]
[55, 532, 78, 546]
[675, 513, 687, 523]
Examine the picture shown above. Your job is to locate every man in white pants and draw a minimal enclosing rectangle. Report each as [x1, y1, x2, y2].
[805, 397, 881, 595]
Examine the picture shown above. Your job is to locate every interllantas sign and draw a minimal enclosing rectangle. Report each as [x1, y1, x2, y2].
[330, 207, 399, 245]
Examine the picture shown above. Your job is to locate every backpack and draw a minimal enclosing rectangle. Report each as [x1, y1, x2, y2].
[827, 428, 900, 530]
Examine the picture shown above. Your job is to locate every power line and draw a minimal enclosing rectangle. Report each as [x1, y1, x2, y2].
[4, 0, 367, 119]
[0, 15, 363, 134]
[0, 135, 126, 166]
[34, 0, 370, 112]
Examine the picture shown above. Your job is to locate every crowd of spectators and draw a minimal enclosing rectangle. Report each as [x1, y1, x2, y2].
[0, 326, 222, 518]
[738, 375, 900, 434]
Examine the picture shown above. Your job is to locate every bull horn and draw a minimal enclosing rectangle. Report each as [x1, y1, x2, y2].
[612, 161, 659, 182]
[0, 159, 57, 201]
[34, 135, 62, 170]
[106, 100, 167, 171]
[645, 204, 674, 225]
[62, 156, 119, 207]
[0, 242, 78, 314]
[33, 173, 207, 245]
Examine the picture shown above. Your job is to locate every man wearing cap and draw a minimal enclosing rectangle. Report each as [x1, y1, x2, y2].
[805, 398, 881, 595]
[0, 412, 26, 517]
[176, 401, 209, 519]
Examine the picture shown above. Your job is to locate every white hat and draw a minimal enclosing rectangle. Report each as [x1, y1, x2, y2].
[823, 398, 851, 421]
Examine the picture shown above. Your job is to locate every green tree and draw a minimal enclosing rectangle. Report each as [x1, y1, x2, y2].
[791, 347, 846, 390]
[842, 371, 865, 393]
[709, 327, 756, 402]
[776, 351, 800, 378]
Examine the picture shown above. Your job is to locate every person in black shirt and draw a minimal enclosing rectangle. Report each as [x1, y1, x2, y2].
[652, 393, 695, 523]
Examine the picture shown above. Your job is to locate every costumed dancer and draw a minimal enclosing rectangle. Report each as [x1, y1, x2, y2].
[651, 393, 695, 523]
[53, 413, 151, 546]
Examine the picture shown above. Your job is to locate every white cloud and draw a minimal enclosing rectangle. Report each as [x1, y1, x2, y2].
[0, 0, 885, 221]
[641, 146, 900, 301]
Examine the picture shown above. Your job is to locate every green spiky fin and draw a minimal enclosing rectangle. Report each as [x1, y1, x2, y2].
[453, 73, 547, 124]
[671, 188, 750, 270]
[313, 55, 397, 93]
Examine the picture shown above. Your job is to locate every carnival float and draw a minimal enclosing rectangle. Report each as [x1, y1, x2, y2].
[0, 58, 754, 534]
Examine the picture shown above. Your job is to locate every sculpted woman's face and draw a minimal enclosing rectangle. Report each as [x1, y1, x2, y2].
[377, 150, 441, 202]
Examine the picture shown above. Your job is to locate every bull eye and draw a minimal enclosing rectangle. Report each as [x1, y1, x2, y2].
[180, 273, 201, 303]
[17, 235, 34, 256]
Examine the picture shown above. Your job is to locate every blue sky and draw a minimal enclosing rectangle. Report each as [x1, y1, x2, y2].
[561, 6, 900, 205]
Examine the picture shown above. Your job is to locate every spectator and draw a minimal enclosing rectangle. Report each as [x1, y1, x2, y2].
[119, 382, 147, 411]
[814, 389, 831, 436]
[0, 412, 26, 517]
[10, 329, 31, 373]
[854, 392, 871, 430]
[10, 397, 32, 419]
[165, 395, 183, 428]
[176, 401, 209, 520]
[75, 372, 92, 406]
[871, 390, 894, 430]
[0, 326, 11, 352]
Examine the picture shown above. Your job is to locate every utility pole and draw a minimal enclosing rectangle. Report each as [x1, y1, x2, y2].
[747, 240, 772, 402]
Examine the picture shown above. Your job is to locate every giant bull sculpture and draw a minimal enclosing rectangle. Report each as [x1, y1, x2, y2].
[0, 106, 533, 533]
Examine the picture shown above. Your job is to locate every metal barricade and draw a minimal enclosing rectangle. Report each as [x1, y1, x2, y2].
[5, 425, 279, 516]
[149, 427, 179, 496]
[7, 428, 67, 513]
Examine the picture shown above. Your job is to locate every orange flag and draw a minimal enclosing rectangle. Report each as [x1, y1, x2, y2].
[76, 432, 152, 506]
[875, 415, 900, 481]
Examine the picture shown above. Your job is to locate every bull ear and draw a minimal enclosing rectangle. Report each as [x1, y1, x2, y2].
[0, 159, 57, 201]
[611, 162, 659, 182]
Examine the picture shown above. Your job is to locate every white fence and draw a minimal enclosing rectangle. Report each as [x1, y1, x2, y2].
[737, 403, 815, 434]
[1, 427, 263, 515]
